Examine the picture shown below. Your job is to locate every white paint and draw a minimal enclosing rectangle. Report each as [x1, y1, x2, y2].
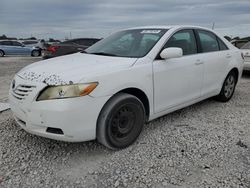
[0, 103, 10, 112]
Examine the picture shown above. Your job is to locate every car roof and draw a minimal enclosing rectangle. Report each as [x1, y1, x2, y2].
[128, 25, 212, 31]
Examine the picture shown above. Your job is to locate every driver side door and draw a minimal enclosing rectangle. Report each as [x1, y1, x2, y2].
[153, 29, 204, 113]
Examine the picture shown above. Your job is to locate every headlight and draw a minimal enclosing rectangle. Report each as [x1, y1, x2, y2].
[37, 82, 98, 101]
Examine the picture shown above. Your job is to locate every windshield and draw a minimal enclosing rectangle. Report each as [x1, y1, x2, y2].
[85, 29, 167, 58]
[241, 42, 250, 49]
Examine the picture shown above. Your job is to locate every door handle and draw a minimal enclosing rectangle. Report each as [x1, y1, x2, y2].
[226, 54, 232, 58]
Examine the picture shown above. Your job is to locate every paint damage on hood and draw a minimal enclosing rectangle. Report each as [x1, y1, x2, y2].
[17, 53, 137, 86]
[21, 71, 69, 85]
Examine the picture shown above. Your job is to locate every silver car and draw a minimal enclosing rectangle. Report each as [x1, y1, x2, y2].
[0, 40, 41, 57]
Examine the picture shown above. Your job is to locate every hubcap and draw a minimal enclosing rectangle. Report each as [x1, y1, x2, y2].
[224, 75, 235, 98]
[110, 105, 136, 140]
[33, 51, 39, 57]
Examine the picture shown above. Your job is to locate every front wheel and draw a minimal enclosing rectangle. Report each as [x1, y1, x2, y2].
[215, 71, 237, 102]
[97, 93, 146, 150]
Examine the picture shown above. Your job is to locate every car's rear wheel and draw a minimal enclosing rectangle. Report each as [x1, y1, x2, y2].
[0, 50, 5, 57]
[97, 93, 146, 150]
[31, 50, 40, 57]
[215, 71, 237, 102]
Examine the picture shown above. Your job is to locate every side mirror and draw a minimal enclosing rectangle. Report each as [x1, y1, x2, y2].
[160, 47, 183, 59]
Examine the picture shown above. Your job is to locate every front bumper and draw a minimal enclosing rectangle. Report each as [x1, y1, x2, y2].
[9, 76, 110, 142]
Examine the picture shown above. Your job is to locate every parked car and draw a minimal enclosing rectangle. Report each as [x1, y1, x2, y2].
[9, 26, 243, 149]
[241, 41, 250, 71]
[0, 40, 41, 57]
[231, 39, 248, 49]
[42, 38, 100, 59]
[21, 40, 39, 47]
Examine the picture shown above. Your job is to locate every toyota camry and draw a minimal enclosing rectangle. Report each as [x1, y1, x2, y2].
[9, 26, 244, 149]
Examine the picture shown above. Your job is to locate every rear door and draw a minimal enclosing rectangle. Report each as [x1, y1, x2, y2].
[195, 30, 229, 96]
[153, 29, 204, 113]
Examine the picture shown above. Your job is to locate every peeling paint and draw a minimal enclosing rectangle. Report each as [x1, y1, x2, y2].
[21, 72, 68, 85]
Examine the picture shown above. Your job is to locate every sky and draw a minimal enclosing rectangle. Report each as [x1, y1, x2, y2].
[1, 0, 250, 40]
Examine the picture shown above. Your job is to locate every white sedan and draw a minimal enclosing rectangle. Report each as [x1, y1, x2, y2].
[241, 42, 250, 71]
[9, 26, 244, 149]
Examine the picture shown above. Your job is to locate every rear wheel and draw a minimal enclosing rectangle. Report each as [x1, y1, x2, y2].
[97, 93, 146, 150]
[31, 50, 40, 57]
[215, 71, 237, 102]
[0, 50, 4, 57]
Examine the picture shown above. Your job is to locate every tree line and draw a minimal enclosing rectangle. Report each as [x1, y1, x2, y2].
[0, 35, 60, 42]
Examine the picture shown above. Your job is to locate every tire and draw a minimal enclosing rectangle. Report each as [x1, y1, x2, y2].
[97, 93, 146, 150]
[31, 50, 40, 57]
[215, 71, 237, 102]
[0, 50, 4, 57]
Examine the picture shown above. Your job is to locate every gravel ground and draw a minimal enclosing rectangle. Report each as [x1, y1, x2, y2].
[0, 56, 250, 188]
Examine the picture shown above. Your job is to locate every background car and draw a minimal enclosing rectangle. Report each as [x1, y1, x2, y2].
[241, 41, 250, 71]
[231, 39, 248, 49]
[42, 38, 101, 59]
[0, 40, 41, 57]
[21, 40, 39, 48]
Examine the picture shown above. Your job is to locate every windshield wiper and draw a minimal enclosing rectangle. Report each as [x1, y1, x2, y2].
[89, 52, 117, 57]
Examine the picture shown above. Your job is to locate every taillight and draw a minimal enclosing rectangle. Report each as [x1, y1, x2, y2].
[47, 45, 59, 52]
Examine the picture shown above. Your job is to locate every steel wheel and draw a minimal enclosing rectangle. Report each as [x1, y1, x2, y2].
[97, 93, 145, 150]
[108, 104, 137, 144]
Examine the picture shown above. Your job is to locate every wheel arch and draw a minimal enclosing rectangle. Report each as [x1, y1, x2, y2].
[97, 87, 151, 123]
[117, 88, 150, 120]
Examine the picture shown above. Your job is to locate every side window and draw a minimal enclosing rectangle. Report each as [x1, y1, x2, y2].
[1, 41, 12, 46]
[217, 38, 228, 51]
[164, 30, 197, 55]
[197, 30, 219, 52]
[12, 41, 23, 46]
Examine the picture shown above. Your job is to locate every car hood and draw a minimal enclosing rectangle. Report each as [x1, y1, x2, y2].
[17, 53, 137, 85]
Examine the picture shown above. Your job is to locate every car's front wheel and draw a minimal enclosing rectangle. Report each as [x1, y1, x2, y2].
[97, 93, 146, 150]
[0, 50, 5, 57]
[215, 71, 237, 102]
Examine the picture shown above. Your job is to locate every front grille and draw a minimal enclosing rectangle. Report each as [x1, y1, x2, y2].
[12, 85, 36, 100]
